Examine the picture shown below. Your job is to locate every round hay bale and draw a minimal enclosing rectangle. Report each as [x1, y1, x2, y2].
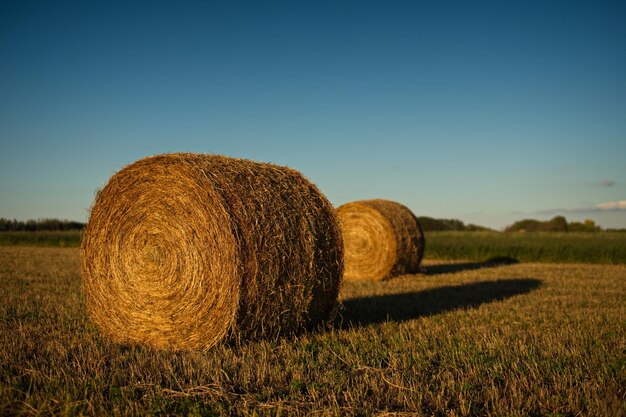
[81, 153, 343, 351]
[336, 199, 425, 281]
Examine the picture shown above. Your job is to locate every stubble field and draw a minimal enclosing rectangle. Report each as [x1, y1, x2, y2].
[0, 246, 624, 416]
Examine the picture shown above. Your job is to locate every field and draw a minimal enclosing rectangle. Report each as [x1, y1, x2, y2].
[3, 230, 626, 264]
[424, 231, 626, 264]
[1, 246, 624, 416]
[0, 231, 82, 248]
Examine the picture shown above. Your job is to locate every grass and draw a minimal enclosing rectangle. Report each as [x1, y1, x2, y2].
[425, 231, 626, 264]
[1, 246, 624, 416]
[0, 231, 82, 248]
[4, 230, 626, 264]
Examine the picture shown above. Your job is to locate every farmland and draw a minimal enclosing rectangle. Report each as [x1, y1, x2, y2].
[0, 231, 82, 248]
[424, 231, 626, 264]
[3, 230, 626, 264]
[1, 246, 624, 416]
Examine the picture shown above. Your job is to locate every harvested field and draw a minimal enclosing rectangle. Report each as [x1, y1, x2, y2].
[1, 246, 624, 416]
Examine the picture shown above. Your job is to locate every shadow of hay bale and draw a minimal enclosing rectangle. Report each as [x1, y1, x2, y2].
[337, 278, 541, 328]
[422, 257, 519, 275]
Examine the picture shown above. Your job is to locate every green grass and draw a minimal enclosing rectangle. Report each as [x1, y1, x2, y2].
[3, 230, 626, 264]
[0, 231, 82, 248]
[425, 231, 626, 264]
[1, 247, 624, 416]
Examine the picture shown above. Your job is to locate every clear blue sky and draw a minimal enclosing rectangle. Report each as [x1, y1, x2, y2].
[1, 0, 625, 230]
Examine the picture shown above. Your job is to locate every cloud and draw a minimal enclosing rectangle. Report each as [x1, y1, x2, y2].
[600, 180, 615, 187]
[535, 199, 626, 214]
[595, 200, 626, 210]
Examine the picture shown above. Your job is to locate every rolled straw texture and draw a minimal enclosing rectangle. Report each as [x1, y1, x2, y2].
[337, 199, 425, 281]
[81, 153, 343, 351]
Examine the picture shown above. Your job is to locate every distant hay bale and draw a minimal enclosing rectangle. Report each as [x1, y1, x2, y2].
[81, 153, 343, 351]
[337, 199, 425, 281]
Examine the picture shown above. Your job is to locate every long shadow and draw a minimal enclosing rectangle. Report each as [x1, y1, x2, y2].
[338, 278, 541, 328]
[423, 256, 519, 275]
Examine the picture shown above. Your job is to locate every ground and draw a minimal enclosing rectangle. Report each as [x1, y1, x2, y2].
[1, 246, 624, 416]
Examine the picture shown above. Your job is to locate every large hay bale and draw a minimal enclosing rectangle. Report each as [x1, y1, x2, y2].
[337, 199, 424, 281]
[81, 153, 343, 351]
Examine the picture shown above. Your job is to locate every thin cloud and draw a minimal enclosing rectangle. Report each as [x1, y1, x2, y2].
[600, 180, 615, 187]
[595, 200, 626, 210]
[536, 199, 626, 214]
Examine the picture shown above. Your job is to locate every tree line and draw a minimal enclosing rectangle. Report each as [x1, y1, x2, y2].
[416, 216, 491, 232]
[504, 216, 601, 232]
[0, 215, 615, 233]
[0, 218, 85, 232]
[418, 215, 607, 232]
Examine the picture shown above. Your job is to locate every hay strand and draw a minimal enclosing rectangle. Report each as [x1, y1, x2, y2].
[337, 199, 425, 281]
[81, 153, 343, 350]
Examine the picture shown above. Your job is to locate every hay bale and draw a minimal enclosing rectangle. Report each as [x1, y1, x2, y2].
[336, 199, 425, 281]
[81, 153, 343, 351]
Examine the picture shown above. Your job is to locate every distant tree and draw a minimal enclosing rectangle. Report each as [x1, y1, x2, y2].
[0, 218, 85, 231]
[416, 216, 491, 232]
[417, 216, 461, 231]
[546, 216, 568, 232]
[0, 218, 13, 232]
[505, 219, 543, 232]
[568, 219, 601, 232]
[505, 216, 602, 232]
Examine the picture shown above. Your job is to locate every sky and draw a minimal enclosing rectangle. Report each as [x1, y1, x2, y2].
[1, 0, 625, 230]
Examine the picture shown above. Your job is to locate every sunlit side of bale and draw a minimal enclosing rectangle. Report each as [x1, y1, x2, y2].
[337, 199, 424, 281]
[81, 153, 343, 350]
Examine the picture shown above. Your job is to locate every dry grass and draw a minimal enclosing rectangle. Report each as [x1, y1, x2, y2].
[337, 199, 425, 281]
[81, 153, 343, 351]
[1, 246, 625, 416]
